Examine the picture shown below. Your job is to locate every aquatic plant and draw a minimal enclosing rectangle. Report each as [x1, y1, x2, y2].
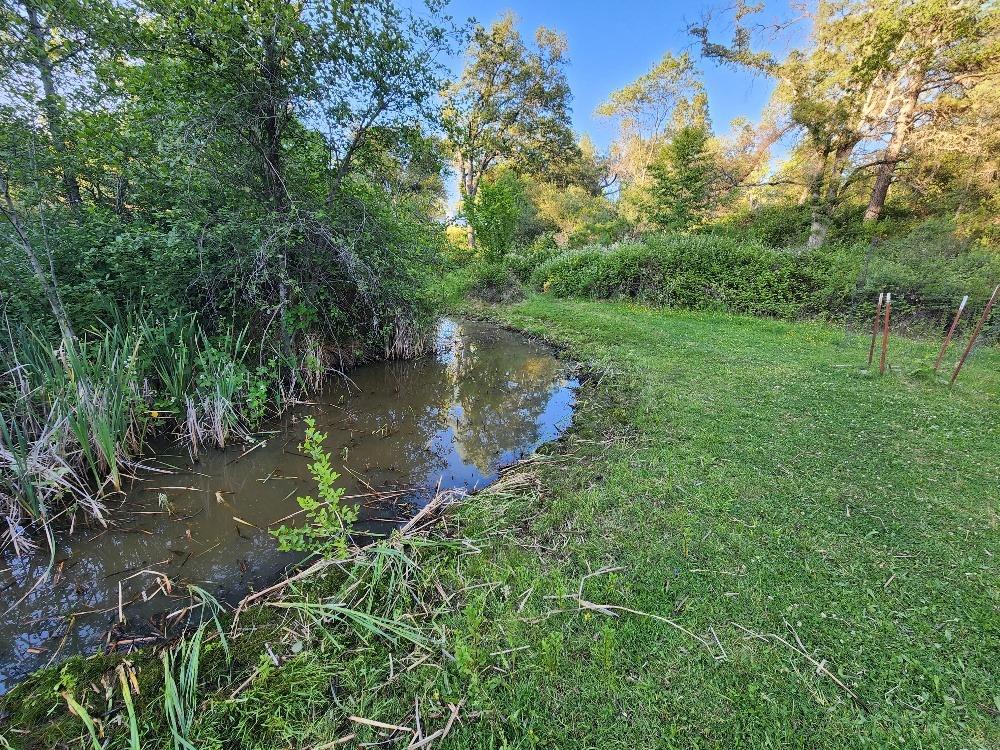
[3, 311, 273, 547]
[1, 297, 434, 551]
[0, 410, 98, 557]
[148, 312, 199, 418]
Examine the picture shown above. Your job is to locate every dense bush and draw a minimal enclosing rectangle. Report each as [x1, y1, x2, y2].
[528, 235, 806, 317]
[706, 205, 812, 248]
[468, 262, 525, 304]
[506, 234, 562, 282]
[524, 231, 1000, 324]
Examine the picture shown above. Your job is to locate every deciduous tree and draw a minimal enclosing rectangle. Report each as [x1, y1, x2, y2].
[442, 13, 574, 245]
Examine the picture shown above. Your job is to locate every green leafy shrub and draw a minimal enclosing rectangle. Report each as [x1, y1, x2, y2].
[707, 204, 812, 248]
[464, 171, 526, 263]
[529, 246, 605, 296]
[530, 236, 803, 317]
[526, 231, 1000, 324]
[468, 261, 525, 304]
[506, 233, 562, 282]
[272, 417, 356, 558]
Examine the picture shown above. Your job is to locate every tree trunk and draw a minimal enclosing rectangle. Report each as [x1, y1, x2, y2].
[864, 67, 925, 223]
[25, 2, 82, 210]
[1, 174, 76, 343]
[114, 175, 128, 217]
[258, 32, 294, 359]
[806, 212, 828, 249]
[260, 34, 288, 214]
[805, 147, 831, 249]
[807, 141, 853, 250]
[460, 159, 478, 249]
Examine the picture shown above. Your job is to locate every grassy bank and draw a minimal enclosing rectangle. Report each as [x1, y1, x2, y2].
[3, 297, 998, 749]
[430, 298, 999, 748]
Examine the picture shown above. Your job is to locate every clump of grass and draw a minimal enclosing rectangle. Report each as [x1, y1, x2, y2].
[148, 314, 259, 455]
[272, 538, 456, 651]
[115, 663, 141, 750]
[383, 314, 434, 360]
[2, 308, 301, 549]
[162, 624, 206, 750]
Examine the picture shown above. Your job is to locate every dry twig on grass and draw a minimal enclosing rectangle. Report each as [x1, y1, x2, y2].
[733, 620, 869, 713]
[538, 565, 724, 659]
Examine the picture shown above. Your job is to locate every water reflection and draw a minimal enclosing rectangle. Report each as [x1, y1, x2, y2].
[0, 319, 576, 693]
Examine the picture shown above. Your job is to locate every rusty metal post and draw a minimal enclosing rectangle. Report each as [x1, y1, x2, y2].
[933, 295, 968, 372]
[879, 293, 892, 375]
[867, 292, 884, 368]
[950, 285, 1000, 386]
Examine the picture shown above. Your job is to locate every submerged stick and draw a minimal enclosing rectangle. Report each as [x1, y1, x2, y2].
[951, 284, 1000, 386]
[879, 293, 892, 375]
[867, 292, 884, 367]
[934, 295, 968, 372]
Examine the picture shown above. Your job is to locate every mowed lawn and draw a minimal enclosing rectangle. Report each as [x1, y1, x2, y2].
[412, 297, 1000, 749]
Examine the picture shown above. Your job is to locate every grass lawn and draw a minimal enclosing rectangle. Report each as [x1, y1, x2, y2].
[3, 296, 998, 749]
[397, 297, 1000, 749]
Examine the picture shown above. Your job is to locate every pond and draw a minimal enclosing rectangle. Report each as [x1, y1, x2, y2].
[0, 319, 577, 694]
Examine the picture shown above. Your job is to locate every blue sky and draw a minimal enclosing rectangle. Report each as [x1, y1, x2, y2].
[436, 0, 804, 151]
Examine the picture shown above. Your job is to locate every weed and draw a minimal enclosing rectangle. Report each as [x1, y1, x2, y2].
[162, 625, 206, 750]
[272, 417, 357, 558]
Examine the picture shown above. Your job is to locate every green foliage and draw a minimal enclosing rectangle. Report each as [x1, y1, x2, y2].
[708, 204, 813, 248]
[467, 261, 525, 304]
[1, 0, 458, 378]
[528, 232, 1000, 323]
[648, 125, 716, 230]
[443, 13, 576, 203]
[465, 171, 526, 262]
[272, 417, 356, 558]
[162, 626, 205, 750]
[531, 236, 804, 317]
[526, 181, 628, 249]
[507, 234, 562, 282]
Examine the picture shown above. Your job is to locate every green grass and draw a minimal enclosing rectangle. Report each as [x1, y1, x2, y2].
[3, 296, 997, 749]
[384, 297, 1000, 749]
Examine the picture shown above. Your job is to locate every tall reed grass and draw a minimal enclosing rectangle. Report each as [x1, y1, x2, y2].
[1, 304, 434, 553]
[3, 311, 273, 553]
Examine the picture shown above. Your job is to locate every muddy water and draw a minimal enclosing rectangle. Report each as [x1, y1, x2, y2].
[0, 319, 576, 693]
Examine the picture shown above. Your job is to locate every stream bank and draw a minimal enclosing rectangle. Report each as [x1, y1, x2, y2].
[0, 318, 577, 695]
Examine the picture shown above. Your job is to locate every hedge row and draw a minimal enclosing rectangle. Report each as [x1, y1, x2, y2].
[512, 233, 999, 324]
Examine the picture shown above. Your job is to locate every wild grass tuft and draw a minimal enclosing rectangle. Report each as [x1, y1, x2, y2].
[162, 624, 206, 750]
[1, 306, 314, 549]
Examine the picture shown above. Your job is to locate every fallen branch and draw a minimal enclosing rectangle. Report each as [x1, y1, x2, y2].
[542, 565, 723, 658]
[231, 557, 337, 634]
[231, 489, 462, 634]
